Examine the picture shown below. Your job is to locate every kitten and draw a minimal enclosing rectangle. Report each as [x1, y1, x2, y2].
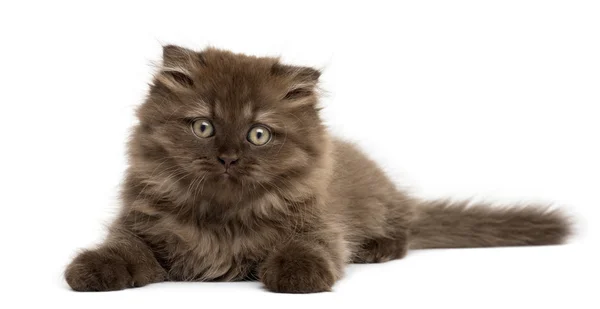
[65, 45, 571, 293]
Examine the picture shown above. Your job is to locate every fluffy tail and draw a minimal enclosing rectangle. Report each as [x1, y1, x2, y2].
[408, 200, 572, 249]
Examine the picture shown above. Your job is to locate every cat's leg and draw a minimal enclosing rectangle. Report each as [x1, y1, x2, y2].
[259, 226, 347, 293]
[65, 228, 166, 291]
[352, 232, 409, 263]
[351, 194, 414, 263]
[352, 222, 409, 263]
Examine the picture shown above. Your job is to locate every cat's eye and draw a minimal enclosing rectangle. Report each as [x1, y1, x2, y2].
[247, 125, 271, 146]
[191, 119, 215, 138]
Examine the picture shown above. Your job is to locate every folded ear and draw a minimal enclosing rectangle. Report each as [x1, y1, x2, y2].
[272, 63, 321, 101]
[162, 45, 204, 68]
[155, 45, 204, 92]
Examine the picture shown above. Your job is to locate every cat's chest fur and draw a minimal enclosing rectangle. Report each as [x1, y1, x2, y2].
[144, 199, 290, 282]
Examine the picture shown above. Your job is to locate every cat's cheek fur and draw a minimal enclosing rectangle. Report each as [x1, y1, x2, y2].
[259, 242, 336, 293]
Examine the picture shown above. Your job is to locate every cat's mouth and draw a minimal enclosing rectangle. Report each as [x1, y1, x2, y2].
[217, 169, 238, 181]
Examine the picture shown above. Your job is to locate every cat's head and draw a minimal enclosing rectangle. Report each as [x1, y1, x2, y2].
[132, 46, 328, 197]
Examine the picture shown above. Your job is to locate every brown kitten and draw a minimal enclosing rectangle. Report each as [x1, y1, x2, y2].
[65, 45, 572, 293]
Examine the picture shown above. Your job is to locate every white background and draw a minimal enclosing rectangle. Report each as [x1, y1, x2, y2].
[1, 0, 598, 308]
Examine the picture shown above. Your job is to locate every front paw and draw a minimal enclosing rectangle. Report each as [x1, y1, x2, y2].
[260, 243, 336, 293]
[65, 249, 133, 291]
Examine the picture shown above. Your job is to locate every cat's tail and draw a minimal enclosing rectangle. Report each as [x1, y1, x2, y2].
[408, 199, 573, 249]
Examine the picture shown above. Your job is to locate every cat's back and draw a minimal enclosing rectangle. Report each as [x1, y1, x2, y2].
[327, 138, 407, 241]
[329, 138, 397, 197]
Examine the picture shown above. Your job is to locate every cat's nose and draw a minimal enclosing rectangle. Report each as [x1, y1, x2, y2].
[217, 154, 239, 168]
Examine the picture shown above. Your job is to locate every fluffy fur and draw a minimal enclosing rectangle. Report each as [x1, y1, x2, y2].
[65, 46, 571, 293]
